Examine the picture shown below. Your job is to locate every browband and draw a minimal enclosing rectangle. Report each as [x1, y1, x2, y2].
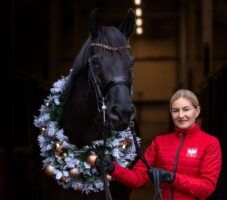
[91, 42, 131, 51]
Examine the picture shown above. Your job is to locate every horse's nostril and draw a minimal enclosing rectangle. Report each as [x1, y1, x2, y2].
[109, 106, 132, 131]
[110, 106, 119, 119]
[110, 106, 131, 121]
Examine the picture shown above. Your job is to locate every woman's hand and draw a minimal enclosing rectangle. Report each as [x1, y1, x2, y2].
[148, 167, 175, 183]
[95, 157, 115, 174]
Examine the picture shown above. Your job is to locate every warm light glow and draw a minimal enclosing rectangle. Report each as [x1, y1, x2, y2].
[135, 8, 142, 17]
[134, 0, 141, 5]
[136, 18, 143, 26]
[136, 27, 143, 35]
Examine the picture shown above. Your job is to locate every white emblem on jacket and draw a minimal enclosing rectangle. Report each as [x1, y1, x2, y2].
[186, 147, 198, 158]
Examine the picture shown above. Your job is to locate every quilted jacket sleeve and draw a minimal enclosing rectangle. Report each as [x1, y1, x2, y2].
[172, 137, 222, 198]
[111, 138, 157, 189]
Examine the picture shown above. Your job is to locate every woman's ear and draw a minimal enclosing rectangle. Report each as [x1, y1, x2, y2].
[195, 106, 201, 118]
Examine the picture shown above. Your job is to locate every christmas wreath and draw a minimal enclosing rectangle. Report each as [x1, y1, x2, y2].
[34, 71, 140, 194]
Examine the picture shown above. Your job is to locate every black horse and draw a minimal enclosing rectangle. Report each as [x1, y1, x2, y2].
[56, 9, 136, 200]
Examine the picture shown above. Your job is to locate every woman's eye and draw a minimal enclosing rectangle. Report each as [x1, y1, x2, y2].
[183, 108, 190, 112]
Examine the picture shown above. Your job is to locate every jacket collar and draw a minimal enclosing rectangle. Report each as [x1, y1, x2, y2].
[175, 123, 200, 137]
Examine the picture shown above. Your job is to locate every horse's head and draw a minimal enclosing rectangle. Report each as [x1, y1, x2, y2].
[88, 9, 135, 131]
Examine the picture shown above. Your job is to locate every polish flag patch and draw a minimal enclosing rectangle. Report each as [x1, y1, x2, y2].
[186, 147, 198, 158]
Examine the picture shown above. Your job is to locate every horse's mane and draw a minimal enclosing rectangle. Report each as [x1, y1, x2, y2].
[63, 38, 90, 102]
[72, 39, 90, 76]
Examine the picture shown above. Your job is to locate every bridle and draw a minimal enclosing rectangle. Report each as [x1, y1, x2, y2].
[91, 42, 131, 51]
[88, 41, 162, 200]
[88, 42, 132, 110]
[130, 122, 163, 200]
[88, 41, 133, 200]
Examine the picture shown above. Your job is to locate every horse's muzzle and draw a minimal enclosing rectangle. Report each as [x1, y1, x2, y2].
[109, 105, 133, 131]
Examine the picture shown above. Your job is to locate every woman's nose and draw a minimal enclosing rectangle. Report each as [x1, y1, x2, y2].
[179, 110, 184, 117]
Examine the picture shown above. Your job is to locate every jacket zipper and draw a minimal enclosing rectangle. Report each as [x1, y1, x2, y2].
[170, 132, 185, 200]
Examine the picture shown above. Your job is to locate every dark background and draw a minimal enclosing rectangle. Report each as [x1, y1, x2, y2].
[2, 0, 227, 199]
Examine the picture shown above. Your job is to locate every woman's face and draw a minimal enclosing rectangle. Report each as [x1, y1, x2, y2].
[171, 97, 200, 129]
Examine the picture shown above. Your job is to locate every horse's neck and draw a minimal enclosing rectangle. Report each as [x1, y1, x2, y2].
[62, 69, 101, 147]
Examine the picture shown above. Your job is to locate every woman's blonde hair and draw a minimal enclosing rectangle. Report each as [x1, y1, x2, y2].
[170, 89, 200, 110]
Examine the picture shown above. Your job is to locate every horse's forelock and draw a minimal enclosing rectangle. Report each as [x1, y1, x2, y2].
[69, 27, 125, 79]
[99, 27, 128, 47]
[68, 26, 128, 76]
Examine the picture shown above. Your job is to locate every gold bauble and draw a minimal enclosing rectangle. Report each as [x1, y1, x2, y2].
[45, 165, 55, 176]
[69, 168, 80, 177]
[106, 174, 113, 181]
[86, 153, 98, 166]
[120, 139, 131, 149]
[61, 176, 67, 183]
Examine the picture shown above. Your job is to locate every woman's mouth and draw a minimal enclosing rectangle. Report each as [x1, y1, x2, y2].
[178, 120, 187, 124]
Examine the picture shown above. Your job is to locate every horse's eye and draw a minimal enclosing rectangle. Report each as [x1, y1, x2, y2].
[91, 58, 97, 64]
[94, 65, 101, 70]
[91, 58, 101, 69]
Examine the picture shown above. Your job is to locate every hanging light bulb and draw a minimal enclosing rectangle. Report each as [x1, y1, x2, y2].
[134, 0, 141, 5]
[136, 18, 143, 26]
[136, 27, 143, 35]
[135, 8, 142, 17]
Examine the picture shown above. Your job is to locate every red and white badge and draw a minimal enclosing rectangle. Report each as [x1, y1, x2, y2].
[186, 147, 198, 158]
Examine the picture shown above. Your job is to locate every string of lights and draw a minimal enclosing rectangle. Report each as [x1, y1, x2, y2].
[133, 0, 143, 35]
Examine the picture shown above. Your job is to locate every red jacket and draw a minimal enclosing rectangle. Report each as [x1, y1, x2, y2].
[111, 123, 222, 200]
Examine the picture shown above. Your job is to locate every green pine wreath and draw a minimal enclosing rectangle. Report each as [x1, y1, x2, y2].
[34, 71, 140, 194]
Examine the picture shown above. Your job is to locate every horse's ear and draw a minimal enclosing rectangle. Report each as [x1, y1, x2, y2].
[119, 8, 135, 39]
[89, 8, 102, 39]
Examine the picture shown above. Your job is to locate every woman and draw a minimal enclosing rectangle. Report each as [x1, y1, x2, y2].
[95, 89, 222, 200]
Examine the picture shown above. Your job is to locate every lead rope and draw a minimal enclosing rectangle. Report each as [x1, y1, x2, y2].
[130, 122, 162, 200]
[101, 100, 113, 200]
